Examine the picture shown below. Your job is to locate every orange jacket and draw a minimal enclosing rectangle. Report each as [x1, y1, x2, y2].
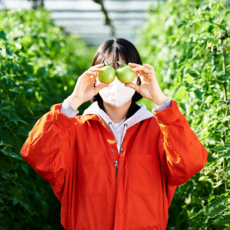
[20, 100, 209, 230]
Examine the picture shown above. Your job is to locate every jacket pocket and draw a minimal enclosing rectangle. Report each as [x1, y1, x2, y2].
[129, 154, 158, 196]
[78, 154, 105, 196]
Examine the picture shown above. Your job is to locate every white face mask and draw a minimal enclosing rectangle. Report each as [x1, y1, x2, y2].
[95, 75, 138, 107]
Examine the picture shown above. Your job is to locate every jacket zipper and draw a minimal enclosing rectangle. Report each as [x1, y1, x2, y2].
[114, 160, 118, 178]
[113, 160, 119, 229]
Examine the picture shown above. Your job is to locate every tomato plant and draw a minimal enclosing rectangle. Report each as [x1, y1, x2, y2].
[0, 9, 96, 230]
[136, 0, 230, 229]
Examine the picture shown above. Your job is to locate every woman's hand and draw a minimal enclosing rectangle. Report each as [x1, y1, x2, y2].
[67, 64, 109, 110]
[125, 63, 169, 107]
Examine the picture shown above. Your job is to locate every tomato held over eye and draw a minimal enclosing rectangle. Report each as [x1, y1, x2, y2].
[97, 66, 116, 84]
[116, 66, 136, 84]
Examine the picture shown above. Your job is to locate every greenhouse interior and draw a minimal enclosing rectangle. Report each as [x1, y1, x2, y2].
[0, 0, 230, 230]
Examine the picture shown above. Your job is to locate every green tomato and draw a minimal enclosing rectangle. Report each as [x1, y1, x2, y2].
[204, 169, 215, 176]
[97, 66, 116, 84]
[199, 176, 207, 181]
[116, 66, 136, 84]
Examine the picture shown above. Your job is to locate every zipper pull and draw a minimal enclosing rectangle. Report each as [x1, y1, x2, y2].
[114, 160, 118, 178]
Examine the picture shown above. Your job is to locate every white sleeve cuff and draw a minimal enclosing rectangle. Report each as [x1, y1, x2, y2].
[152, 99, 172, 113]
[60, 99, 80, 118]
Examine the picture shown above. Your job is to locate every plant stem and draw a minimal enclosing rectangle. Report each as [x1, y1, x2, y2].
[213, 48, 217, 68]
[108, 61, 120, 65]
[107, 61, 126, 67]
[221, 39, 228, 192]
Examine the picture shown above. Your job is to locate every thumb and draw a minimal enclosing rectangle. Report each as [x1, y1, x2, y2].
[125, 83, 139, 92]
[94, 83, 109, 95]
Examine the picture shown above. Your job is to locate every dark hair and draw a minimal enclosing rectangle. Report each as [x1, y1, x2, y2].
[90, 38, 143, 104]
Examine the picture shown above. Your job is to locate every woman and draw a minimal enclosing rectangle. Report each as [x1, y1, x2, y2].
[20, 38, 209, 230]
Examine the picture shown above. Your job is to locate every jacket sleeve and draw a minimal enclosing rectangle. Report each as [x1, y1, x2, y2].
[152, 100, 209, 186]
[20, 103, 77, 201]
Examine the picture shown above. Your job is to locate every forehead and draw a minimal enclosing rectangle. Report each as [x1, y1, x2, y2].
[105, 53, 122, 61]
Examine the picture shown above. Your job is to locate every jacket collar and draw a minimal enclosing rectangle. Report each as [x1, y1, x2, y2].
[82, 100, 154, 131]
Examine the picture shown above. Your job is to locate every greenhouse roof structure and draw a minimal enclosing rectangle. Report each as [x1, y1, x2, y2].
[2, 0, 159, 46]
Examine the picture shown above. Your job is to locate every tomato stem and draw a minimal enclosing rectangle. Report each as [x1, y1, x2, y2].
[107, 60, 127, 68]
[108, 61, 118, 65]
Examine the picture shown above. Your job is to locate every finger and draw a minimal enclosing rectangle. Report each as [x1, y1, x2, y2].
[128, 62, 142, 67]
[94, 83, 109, 94]
[89, 67, 103, 72]
[143, 64, 155, 72]
[93, 64, 104, 68]
[97, 64, 106, 68]
[130, 69, 150, 81]
[85, 71, 97, 76]
[131, 66, 149, 74]
[124, 83, 140, 93]
[130, 68, 144, 75]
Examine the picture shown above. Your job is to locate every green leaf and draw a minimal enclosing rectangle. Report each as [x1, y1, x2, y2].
[0, 140, 14, 148]
[222, 150, 230, 158]
[212, 215, 230, 225]
[189, 208, 204, 220]
[6, 48, 14, 56]
[21, 164, 29, 176]
[0, 155, 15, 171]
[188, 71, 199, 78]
[0, 197, 4, 204]
[212, 145, 230, 152]
[175, 86, 187, 100]
[194, 88, 203, 100]
[0, 30, 7, 41]
[12, 198, 19, 206]
[178, 20, 187, 28]
[206, 196, 228, 211]
[0, 147, 24, 161]
[0, 205, 6, 211]
[213, 179, 224, 188]
[216, 76, 229, 82]
[35, 91, 43, 102]
[205, 95, 214, 104]
[205, 204, 227, 217]
[0, 105, 14, 112]
[214, 127, 229, 132]
[26, 106, 34, 115]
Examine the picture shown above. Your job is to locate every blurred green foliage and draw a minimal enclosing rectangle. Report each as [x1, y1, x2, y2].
[0, 9, 96, 229]
[136, 0, 230, 229]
